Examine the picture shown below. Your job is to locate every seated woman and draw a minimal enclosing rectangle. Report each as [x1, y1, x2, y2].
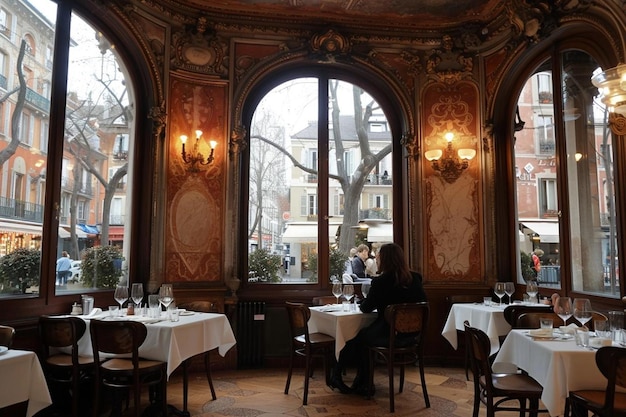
[330, 242, 427, 395]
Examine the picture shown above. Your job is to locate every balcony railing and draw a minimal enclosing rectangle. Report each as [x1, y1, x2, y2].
[359, 207, 392, 220]
[365, 173, 392, 185]
[0, 196, 43, 222]
[109, 214, 125, 225]
[61, 176, 93, 197]
[25, 88, 50, 113]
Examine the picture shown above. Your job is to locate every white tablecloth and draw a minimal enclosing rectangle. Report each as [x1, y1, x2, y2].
[494, 329, 613, 416]
[308, 305, 377, 359]
[70, 311, 236, 377]
[0, 349, 52, 417]
[442, 303, 511, 355]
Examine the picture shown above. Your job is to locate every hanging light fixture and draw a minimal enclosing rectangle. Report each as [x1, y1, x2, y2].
[180, 130, 217, 173]
[424, 132, 476, 183]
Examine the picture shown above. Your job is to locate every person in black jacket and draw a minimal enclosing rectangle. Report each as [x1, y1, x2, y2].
[329, 242, 427, 395]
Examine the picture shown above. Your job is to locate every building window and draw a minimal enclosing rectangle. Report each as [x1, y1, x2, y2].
[0, 8, 11, 38]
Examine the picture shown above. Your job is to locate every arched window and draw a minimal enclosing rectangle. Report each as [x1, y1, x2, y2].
[513, 49, 619, 298]
[243, 73, 400, 287]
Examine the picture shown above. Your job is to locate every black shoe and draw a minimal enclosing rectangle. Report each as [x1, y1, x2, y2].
[329, 375, 353, 394]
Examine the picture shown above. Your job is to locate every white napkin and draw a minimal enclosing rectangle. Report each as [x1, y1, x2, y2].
[529, 328, 554, 337]
[589, 337, 612, 348]
[86, 308, 102, 317]
[559, 324, 581, 335]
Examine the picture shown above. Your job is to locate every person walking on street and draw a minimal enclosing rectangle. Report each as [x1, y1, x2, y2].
[56, 251, 72, 286]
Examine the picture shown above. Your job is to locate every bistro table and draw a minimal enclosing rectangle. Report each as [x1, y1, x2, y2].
[0, 349, 52, 417]
[308, 304, 377, 359]
[493, 328, 618, 416]
[442, 302, 512, 355]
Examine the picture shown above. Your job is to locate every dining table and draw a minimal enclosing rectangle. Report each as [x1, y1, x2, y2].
[441, 302, 513, 355]
[63, 308, 236, 416]
[308, 304, 377, 359]
[0, 348, 52, 417]
[493, 328, 620, 416]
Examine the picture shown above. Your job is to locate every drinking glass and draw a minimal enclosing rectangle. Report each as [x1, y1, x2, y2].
[332, 281, 343, 304]
[342, 284, 354, 305]
[573, 298, 592, 328]
[494, 283, 506, 306]
[158, 284, 174, 310]
[114, 285, 128, 312]
[595, 319, 611, 339]
[526, 281, 538, 302]
[504, 282, 515, 304]
[361, 282, 371, 298]
[131, 283, 144, 307]
[554, 296, 572, 326]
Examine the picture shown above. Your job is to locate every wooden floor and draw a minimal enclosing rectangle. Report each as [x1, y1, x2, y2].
[36, 365, 527, 416]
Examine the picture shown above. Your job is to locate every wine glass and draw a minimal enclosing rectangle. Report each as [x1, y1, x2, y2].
[114, 285, 128, 312]
[573, 298, 592, 328]
[361, 282, 371, 298]
[504, 282, 515, 304]
[555, 296, 573, 326]
[342, 284, 354, 305]
[158, 284, 174, 311]
[494, 283, 506, 306]
[131, 283, 144, 307]
[526, 281, 538, 303]
[332, 281, 343, 304]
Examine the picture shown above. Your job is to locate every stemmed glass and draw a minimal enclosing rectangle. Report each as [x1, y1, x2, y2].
[361, 282, 371, 298]
[131, 283, 144, 307]
[158, 284, 174, 311]
[555, 296, 573, 326]
[573, 298, 592, 328]
[114, 285, 128, 313]
[343, 284, 355, 307]
[494, 283, 506, 306]
[504, 282, 515, 304]
[526, 281, 538, 303]
[332, 281, 343, 304]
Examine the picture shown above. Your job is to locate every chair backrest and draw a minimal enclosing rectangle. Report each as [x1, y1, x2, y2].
[503, 304, 553, 326]
[312, 295, 337, 306]
[39, 316, 86, 360]
[0, 325, 15, 349]
[384, 302, 429, 347]
[595, 346, 626, 412]
[588, 311, 609, 330]
[445, 294, 485, 307]
[514, 311, 565, 329]
[342, 273, 354, 284]
[285, 302, 311, 343]
[90, 319, 147, 365]
[464, 321, 495, 387]
[178, 300, 221, 313]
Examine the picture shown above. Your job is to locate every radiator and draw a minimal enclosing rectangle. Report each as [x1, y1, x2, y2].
[236, 301, 266, 368]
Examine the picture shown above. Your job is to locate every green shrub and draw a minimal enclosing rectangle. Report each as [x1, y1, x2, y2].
[249, 248, 282, 283]
[0, 248, 41, 294]
[307, 247, 348, 282]
[81, 245, 125, 289]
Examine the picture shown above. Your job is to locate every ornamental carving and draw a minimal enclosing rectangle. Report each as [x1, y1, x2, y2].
[171, 16, 228, 76]
[426, 35, 473, 83]
[310, 29, 351, 56]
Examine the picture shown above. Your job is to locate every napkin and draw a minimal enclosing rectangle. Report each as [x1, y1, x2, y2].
[529, 328, 554, 337]
[589, 337, 612, 348]
[85, 308, 102, 317]
[559, 324, 580, 335]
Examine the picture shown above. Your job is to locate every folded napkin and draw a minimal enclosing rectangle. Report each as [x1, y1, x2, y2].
[318, 304, 343, 312]
[85, 308, 102, 317]
[529, 328, 554, 337]
[559, 324, 581, 335]
[589, 337, 612, 348]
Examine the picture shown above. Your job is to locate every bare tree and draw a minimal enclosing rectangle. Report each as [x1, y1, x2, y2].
[0, 40, 27, 166]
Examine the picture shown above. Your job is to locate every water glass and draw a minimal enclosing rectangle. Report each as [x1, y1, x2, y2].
[483, 297, 492, 306]
[148, 294, 160, 318]
[109, 305, 120, 317]
[170, 308, 180, 322]
[595, 319, 611, 339]
[575, 328, 589, 347]
[540, 317, 553, 336]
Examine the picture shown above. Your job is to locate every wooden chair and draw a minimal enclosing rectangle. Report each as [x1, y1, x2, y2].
[284, 301, 335, 405]
[38, 316, 95, 417]
[0, 324, 15, 348]
[445, 294, 486, 380]
[177, 301, 219, 404]
[503, 304, 553, 326]
[90, 319, 167, 417]
[565, 346, 626, 417]
[368, 302, 430, 413]
[514, 311, 569, 329]
[312, 295, 337, 306]
[464, 321, 548, 417]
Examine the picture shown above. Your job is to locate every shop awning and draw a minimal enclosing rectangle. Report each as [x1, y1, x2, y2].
[282, 223, 340, 244]
[366, 222, 393, 243]
[78, 224, 100, 234]
[0, 221, 41, 235]
[59, 226, 88, 239]
[521, 221, 559, 243]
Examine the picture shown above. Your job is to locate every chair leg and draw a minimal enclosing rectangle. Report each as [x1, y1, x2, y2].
[303, 355, 311, 405]
[388, 358, 395, 412]
[399, 364, 405, 393]
[284, 350, 294, 394]
[204, 351, 217, 400]
[418, 353, 430, 408]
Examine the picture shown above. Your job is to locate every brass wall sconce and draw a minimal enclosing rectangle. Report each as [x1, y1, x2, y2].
[424, 132, 476, 183]
[180, 130, 217, 172]
[591, 63, 626, 116]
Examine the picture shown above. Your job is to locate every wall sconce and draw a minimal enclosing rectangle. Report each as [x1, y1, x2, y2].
[180, 130, 217, 173]
[591, 64, 626, 116]
[424, 132, 476, 183]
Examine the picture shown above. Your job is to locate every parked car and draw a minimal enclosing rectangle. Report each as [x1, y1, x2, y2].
[69, 260, 82, 283]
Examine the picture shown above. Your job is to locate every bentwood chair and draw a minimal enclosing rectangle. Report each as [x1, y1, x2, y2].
[565, 346, 626, 417]
[445, 294, 486, 380]
[368, 302, 430, 412]
[464, 321, 548, 417]
[0, 324, 15, 348]
[38, 316, 95, 417]
[284, 301, 336, 405]
[90, 319, 167, 417]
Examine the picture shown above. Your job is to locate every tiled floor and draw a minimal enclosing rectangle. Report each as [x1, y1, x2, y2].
[162, 365, 523, 417]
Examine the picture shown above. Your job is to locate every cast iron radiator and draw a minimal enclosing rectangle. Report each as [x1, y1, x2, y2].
[236, 301, 266, 368]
